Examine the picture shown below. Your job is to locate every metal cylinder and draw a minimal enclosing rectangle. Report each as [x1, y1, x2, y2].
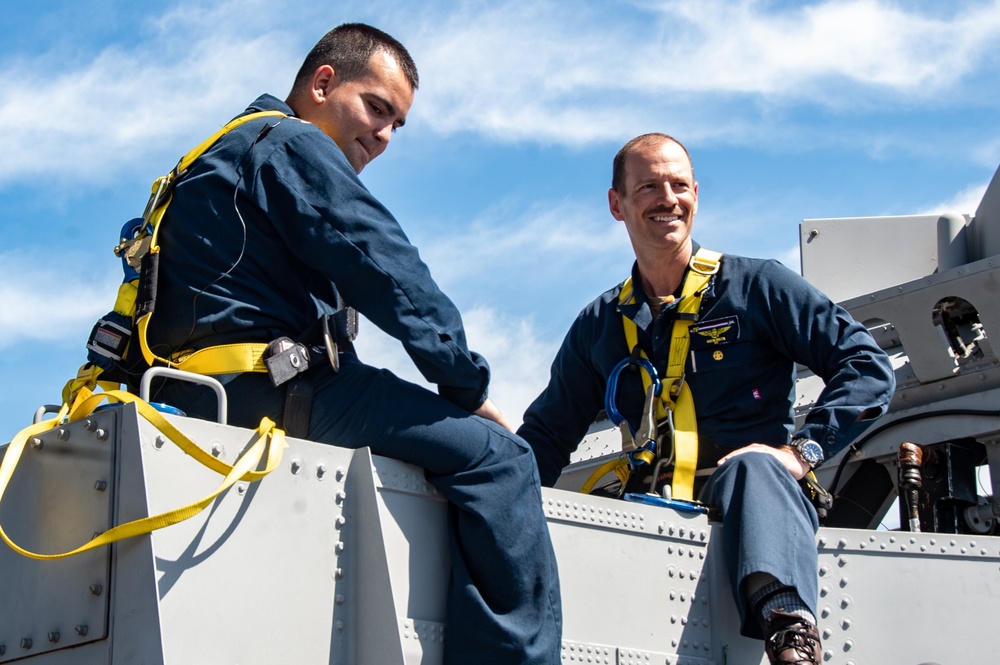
[936, 212, 968, 271]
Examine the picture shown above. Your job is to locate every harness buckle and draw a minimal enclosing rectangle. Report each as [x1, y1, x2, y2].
[322, 314, 340, 373]
[689, 254, 721, 275]
[665, 374, 686, 400]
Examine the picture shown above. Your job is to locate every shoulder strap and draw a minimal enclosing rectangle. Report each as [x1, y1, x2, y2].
[618, 248, 722, 500]
[136, 111, 288, 374]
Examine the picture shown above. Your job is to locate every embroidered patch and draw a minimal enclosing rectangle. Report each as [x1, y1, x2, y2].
[691, 315, 740, 346]
[752, 388, 762, 400]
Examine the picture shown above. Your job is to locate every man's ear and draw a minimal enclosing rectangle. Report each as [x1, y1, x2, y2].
[309, 64, 339, 104]
[608, 188, 625, 221]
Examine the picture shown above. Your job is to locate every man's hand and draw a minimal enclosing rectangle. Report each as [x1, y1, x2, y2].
[718, 443, 811, 481]
[473, 398, 515, 433]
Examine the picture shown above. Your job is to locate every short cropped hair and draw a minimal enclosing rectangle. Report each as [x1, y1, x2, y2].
[292, 23, 419, 92]
[611, 133, 693, 193]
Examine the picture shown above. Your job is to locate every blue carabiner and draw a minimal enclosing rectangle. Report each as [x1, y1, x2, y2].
[604, 355, 662, 436]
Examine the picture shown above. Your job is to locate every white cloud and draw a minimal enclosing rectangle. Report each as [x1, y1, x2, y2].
[919, 180, 991, 216]
[3, 0, 1000, 185]
[411, 198, 635, 310]
[408, 0, 1000, 144]
[0, 0, 300, 185]
[0, 250, 119, 349]
[353, 305, 560, 428]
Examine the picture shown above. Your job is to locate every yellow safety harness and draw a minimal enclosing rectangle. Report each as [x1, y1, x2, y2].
[65, 110, 290, 406]
[134, 110, 291, 378]
[583, 248, 721, 501]
[1, 112, 296, 561]
[0, 387, 286, 560]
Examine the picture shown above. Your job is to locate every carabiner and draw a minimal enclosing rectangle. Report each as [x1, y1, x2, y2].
[604, 356, 661, 435]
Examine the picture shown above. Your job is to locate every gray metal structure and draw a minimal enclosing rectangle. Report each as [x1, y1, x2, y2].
[3, 163, 1000, 664]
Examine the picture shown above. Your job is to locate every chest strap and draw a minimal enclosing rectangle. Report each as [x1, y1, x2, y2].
[619, 248, 721, 500]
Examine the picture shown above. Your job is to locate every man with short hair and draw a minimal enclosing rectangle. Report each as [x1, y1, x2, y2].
[148, 23, 561, 664]
[518, 133, 894, 664]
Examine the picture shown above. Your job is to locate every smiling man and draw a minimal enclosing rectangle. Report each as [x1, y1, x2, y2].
[142, 23, 561, 664]
[518, 133, 894, 665]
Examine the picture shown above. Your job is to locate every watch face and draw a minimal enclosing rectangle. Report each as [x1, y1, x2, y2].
[797, 440, 823, 465]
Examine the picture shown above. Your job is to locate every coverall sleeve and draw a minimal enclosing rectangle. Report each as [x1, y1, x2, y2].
[518, 311, 608, 486]
[754, 260, 896, 459]
[252, 130, 489, 411]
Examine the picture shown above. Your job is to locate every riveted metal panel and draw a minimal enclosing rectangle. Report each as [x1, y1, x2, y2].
[0, 411, 116, 661]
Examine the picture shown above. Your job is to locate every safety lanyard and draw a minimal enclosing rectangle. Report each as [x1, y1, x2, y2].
[618, 248, 721, 500]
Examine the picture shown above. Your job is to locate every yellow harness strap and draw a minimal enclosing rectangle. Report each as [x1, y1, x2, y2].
[619, 248, 722, 500]
[137, 110, 287, 376]
[0, 387, 286, 560]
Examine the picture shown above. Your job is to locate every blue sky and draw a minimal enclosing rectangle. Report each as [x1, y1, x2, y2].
[2, 0, 1000, 440]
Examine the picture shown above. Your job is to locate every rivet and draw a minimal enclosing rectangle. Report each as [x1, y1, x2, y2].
[841, 618, 852, 629]
[316, 465, 327, 480]
[96, 429, 108, 441]
[47, 632, 59, 643]
[838, 538, 848, 548]
[822, 628, 833, 640]
[819, 586, 830, 597]
[818, 537, 827, 547]
[94, 480, 108, 492]
[211, 444, 224, 457]
[334, 568, 343, 579]
[335, 594, 345, 605]
[85, 419, 98, 431]
[335, 620, 344, 631]
[335, 516, 346, 528]
[29, 437, 43, 450]
[840, 577, 849, 587]
[154, 436, 166, 450]
[336, 467, 346, 481]
[844, 639, 855, 651]
[335, 541, 345, 554]
[90, 584, 103, 596]
[839, 597, 850, 609]
[75, 625, 89, 636]
[20, 638, 32, 649]
[236, 483, 247, 495]
[336, 491, 346, 504]
[58, 428, 70, 441]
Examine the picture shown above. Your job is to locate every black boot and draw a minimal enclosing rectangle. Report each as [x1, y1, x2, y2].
[764, 609, 822, 665]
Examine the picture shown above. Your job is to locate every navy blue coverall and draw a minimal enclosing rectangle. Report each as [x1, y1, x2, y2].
[518, 246, 895, 637]
[148, 94, 561, 663]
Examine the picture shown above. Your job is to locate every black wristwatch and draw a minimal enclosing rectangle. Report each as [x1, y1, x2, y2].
[790, 437, 824, 469]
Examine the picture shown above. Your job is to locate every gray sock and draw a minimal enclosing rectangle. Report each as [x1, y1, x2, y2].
[749, 579, 816, 628]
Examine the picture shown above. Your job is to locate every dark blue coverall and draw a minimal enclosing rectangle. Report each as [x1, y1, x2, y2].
[517, 245, 895, 637]
[148, 94, 561, 664]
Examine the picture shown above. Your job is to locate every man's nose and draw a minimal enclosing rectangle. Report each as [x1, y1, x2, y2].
[375, 123, 394, 144]
[660, 183, 679, 205]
